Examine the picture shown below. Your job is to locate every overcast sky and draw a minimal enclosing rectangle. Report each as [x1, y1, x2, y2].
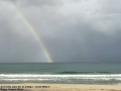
[0, 0, 121, 63]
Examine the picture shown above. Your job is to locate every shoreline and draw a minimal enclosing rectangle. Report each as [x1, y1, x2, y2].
[1, 83, 121, 91]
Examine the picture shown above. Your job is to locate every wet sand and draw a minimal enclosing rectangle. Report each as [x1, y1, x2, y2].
[0, 84, 121, 91]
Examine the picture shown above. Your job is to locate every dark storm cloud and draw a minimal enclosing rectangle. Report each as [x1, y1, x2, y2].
[0, 0, 121, 63]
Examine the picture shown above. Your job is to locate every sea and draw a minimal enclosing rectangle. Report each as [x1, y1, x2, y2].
[0, 63, 121, 84]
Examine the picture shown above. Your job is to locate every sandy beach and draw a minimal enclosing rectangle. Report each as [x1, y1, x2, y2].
[1, 84, 121, 91]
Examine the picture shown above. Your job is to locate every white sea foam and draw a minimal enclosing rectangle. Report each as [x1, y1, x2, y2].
[0, 74, 121, 81]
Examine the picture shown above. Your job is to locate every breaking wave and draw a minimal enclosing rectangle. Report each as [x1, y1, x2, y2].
[1, 74, 121, 84]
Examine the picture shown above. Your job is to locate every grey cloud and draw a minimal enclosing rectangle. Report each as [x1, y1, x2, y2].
[100, 0, 121, 14]
[0, 1, 47, 63]
[6, 0, 61, 7]
[0, 0, 121, 63]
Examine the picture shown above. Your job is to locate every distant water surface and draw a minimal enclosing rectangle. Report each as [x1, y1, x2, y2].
[0, 63, 121, 84]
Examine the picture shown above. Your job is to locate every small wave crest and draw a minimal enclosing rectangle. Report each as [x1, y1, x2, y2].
[57, 71, 110, 74]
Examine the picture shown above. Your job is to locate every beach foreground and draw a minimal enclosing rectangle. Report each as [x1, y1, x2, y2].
[0, 84, 121, 91]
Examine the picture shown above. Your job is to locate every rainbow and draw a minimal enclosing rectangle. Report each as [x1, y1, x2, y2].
[12, 3, 54, 63]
